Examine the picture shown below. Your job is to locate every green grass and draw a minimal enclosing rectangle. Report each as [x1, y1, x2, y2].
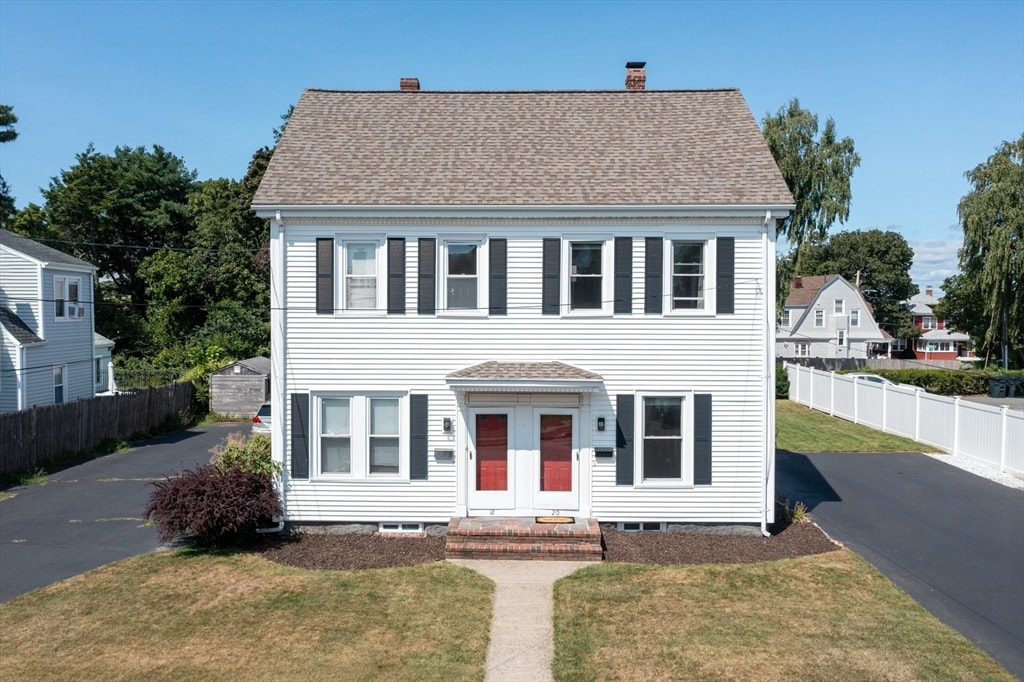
[776, 399, 932, 452]
[0, 550, 492, 682]
[553, 551, 1014, 681]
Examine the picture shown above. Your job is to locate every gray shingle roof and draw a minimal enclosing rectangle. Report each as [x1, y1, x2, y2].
[0, 229, 94, 269]
[448, 361, 603, 382]
[0, 307, 43, 345]
[254, 89, 794, 208]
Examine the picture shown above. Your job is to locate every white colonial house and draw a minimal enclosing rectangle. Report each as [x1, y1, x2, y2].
[253, 64, 794, 533]
[0, 229, 99, 413]
[776, 274, 890, 360]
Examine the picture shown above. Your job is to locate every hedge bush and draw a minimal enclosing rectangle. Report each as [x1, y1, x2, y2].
[212, 433, 279, 478]
[776, 363, 791, 399]
[144, 464, 282, 547]
[839, 369, 1022, 396]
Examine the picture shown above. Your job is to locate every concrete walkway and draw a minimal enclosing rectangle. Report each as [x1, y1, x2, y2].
[450, 559, 597, 682]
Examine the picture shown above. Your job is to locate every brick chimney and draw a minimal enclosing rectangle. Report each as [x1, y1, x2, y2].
[625, 61, 646, 90]
[794, 276, 803, 288]
[400, 77, 420, 91]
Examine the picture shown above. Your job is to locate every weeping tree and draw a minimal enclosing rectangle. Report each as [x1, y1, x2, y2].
[762, 99, 861, 295]
[939, 134, 1024, 368]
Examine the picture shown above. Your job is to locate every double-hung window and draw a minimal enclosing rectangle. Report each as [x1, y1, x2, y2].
[922, 316, 936, 330]
[54, 276, 82, 319]
[670, 241, 705, 310]
[834, 298, 844, 314]
[636, 394, 693, 485]
[795, 342, 810, 357]
[850, 309, 860, 327]
[837, 329, 846, 348]
[814, 310, 825, 327]
[316, 394, 406, 478]
[567, 241, 606, 311]
[440, 237, 486, 313]
[780, 310, 791, 327]
[342, 240, 382, 310]
[53, 366, 66, 403]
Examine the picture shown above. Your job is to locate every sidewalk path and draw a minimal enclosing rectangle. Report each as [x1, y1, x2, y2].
[450, 559, 596, 682]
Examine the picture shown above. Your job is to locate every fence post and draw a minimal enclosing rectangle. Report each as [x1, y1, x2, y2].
[808, 366, 814, 408]
[914, 389, 921, 443]
[853, 375, 859, 424]
[952, 396, 961, 457]
[999, 406, 1008, 473]
[881, 383, 888, 433]
[829, 371, 835, 416]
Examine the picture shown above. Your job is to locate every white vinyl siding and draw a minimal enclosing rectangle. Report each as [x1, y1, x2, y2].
[274, 220, 771, 524]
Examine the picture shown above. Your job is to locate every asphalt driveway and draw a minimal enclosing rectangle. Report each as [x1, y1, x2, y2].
[0, 422, 244, 602]
[777, 450, 1024, 679]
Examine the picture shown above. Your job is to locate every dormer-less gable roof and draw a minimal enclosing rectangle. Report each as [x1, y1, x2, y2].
[253, 88, 795, 208]
[0, 229, 95, 272]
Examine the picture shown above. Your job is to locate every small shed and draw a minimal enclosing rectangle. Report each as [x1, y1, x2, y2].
[209, 357, 271, 418]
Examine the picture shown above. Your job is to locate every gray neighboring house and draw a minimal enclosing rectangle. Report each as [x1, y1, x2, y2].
[0, 229, 98, 413]
[210, 356, 271, 418]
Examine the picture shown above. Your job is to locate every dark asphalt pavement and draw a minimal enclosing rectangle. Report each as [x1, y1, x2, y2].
[777, 450, 1024, 680]
[0, 422, 244, 602]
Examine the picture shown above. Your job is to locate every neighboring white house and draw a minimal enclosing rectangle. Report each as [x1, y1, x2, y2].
[94, 332, 117, 395]
[252, 64, 794, 529]
[0, 229, 98, 413]
[776, 274, 890, 360]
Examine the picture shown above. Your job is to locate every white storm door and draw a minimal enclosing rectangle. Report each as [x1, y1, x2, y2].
[532, 409, 579, 512]
[468, 409, 515, 510]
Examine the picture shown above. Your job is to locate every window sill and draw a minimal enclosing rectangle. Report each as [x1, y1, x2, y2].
[305, 476, 413, 484]
[634, 480, 695, 489]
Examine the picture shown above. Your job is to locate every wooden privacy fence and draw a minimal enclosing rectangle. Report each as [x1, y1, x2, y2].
[784, 363, 1023, 477]
[0, 382, 196, 477]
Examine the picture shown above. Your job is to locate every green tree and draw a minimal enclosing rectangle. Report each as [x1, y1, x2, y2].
[797, 229, 918, 334]
[762, 99, 861, 273]
[0, 104, 18, 228]
[939, 135, 1024, 368]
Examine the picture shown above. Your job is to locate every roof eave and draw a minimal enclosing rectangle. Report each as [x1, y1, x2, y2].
[254, 203, 796, 220]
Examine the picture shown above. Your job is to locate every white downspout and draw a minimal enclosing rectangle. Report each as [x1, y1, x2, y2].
[762, 210, 775, 537]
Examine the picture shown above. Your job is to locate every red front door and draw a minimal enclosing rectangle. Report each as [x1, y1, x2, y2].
[540, 414, 573, 492]
[476, 413, 509, 491]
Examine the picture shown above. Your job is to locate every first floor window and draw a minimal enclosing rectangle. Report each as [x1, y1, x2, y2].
[569, 241, 604, 310]
[642, 396, 684, 480]
[671, 241, 705, 310]
[837, 330, 846, 347]
[344, 241, 379, 310]
[795, 342, 810, 357]
[316, 394, 405, 478]
[53, 366, 65, 403]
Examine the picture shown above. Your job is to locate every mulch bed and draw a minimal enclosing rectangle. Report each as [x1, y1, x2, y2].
[255, 521, 841, 571]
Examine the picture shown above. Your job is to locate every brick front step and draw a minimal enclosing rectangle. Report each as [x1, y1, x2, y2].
[444, 516, 604, 561]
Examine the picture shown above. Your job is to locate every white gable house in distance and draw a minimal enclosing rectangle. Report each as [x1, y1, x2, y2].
[776, 275, 890, 360]
[252, 63, 794, 539]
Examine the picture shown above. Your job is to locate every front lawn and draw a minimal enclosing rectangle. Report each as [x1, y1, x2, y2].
[553, 551, 1014, 681]
[0, 550, 492, 682]
[776, 399, 931, 452]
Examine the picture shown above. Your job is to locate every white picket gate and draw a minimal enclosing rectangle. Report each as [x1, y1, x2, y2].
[784, 362, 1023, 477]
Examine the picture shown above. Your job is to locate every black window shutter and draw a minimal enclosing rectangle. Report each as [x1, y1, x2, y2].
[388, 238, 406, 314]
[614, 237, 632, 314]
[644, 237, 662, 314]
[410, 394, 429, 480]
[716, 237, 735, 315]
[489, 238, 508, 316]
[290, 393, 310, 480]
[694, 394, 712, 485]
[418, 238, 436, 315]
[315, 238, 334, 315]
[615, 394, 634, 485]
[542, 238, 560, 315]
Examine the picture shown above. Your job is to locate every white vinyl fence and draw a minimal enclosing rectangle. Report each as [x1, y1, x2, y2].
[784, 362, 1023, 477]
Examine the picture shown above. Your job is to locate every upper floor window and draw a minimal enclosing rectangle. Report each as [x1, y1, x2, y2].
[780, 310, 791, 327]
[850, 309, 860, 327]
[560, 238, 612, 314]
[54, 276, 83, 319]
[440, 237, 487, 314]
[922, 316, 936, 330]
[670, 241, 705, 310]
[837, 329, 846, 347]
[814, 310, 825, 327]
[337, 238, 385, 312]
[834, 298, 844, 314]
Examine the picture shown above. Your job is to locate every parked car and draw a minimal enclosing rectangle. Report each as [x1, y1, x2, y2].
[847, 373, 896, 386]
[251, 402, 272, 436]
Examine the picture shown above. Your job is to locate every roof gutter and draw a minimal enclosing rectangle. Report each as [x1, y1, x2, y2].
[255, 204, 796, 221]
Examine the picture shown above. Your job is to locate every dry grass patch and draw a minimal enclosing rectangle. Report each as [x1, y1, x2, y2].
[0, 549, 492, 682]
[553, 551, 1014, 681]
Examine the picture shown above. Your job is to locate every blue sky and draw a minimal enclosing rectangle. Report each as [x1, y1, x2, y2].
[1, 0, 1021, 291]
